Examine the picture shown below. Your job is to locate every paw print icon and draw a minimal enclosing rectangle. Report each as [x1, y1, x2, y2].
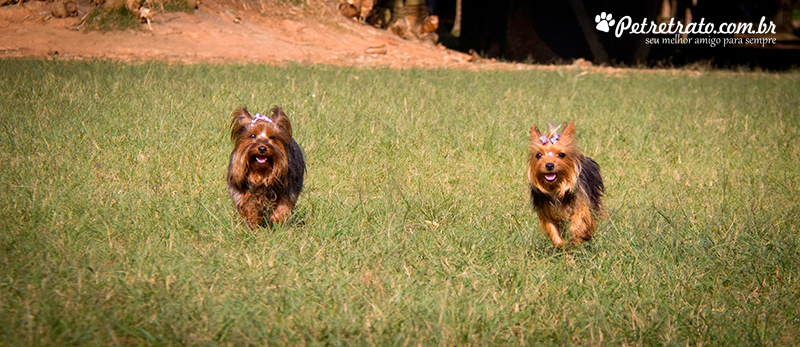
[595, 12, 615, 32]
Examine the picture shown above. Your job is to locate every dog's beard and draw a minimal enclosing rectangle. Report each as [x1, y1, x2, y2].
[529, 162, 580, 199]
[244, 146, 288, 188]
[248, 156, 274, 187]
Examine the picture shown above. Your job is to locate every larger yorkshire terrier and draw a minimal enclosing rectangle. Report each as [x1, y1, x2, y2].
[227, 107, 305, 228]
[527, 122, 604, 247]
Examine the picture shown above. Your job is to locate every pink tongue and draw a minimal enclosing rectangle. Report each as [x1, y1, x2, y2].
[545, 173, 557, 181]
[256, 157, 267, 164]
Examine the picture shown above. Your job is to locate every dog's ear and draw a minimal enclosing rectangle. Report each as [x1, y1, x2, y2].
[530, 124, 542, 139]
[227, 146, 249, 190]
[270, 106, 293, 137]
[230, 108, 252, 141]
[561, 121, 576, 139]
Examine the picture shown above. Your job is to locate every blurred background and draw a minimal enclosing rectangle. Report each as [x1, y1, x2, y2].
[4, 0, 797, 69]
[370, 0, 800, 69]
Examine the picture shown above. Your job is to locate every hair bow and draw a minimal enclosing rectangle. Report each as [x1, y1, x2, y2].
[250, 113, 273, 126]
[539, 133, 560, 145]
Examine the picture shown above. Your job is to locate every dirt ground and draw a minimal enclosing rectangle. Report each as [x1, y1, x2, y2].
[0, 0, 542, 70]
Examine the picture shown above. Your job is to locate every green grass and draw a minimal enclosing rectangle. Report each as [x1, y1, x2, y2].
[1, 59, 799, 345]
[157, 0, 196, 13]
[84, 5, 141, 32]
[84, 0, 196, 32]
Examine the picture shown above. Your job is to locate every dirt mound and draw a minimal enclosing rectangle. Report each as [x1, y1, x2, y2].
[0, 0, 534, 69]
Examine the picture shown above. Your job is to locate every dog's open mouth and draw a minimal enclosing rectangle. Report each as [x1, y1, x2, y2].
[544, 173, 557, 182]
[253, 156, 269, 165]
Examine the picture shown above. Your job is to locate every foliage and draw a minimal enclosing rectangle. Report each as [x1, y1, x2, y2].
[152, 0, 195, 13]
[84, 5, 141, 32]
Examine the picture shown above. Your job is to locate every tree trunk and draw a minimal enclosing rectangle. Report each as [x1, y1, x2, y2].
[451, 0, 461, 37]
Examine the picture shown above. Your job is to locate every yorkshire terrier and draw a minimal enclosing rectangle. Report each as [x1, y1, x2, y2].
[527, 121, 604, 247]
[227, 107, 305, 228]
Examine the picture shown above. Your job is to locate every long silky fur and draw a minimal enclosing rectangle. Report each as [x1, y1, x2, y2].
[578, 156, 604, 214]
[226, 106, 305, 227]
[527, 121, 605, 246]
[530, 155, 604, 212]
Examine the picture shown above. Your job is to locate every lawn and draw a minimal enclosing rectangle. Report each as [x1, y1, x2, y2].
[1, 59, 799, 345]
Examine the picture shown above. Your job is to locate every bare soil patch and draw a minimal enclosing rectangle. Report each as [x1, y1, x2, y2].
[0, 0, 538, 70]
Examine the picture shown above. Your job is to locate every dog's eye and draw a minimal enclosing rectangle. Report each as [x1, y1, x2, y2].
[269, 136, 276, 140]
[535, 153, 542, 159]
[249, 134, 255, 139]
[558, 153, 566, 158]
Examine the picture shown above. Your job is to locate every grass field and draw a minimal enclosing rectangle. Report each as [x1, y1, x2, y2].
[1, 59, 799, 345]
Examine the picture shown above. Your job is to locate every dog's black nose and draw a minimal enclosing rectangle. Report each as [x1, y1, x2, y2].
[545, 163, 554, 171]
[258, 146, 267, 153]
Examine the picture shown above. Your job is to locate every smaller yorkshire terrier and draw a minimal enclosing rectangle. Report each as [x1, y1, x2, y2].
[227, 107, 305, 228]
[527, 121, 604, 247]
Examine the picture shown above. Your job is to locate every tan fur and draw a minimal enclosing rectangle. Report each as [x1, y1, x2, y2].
[527, 121, 604, 247]
[227, 107, 305, 229]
